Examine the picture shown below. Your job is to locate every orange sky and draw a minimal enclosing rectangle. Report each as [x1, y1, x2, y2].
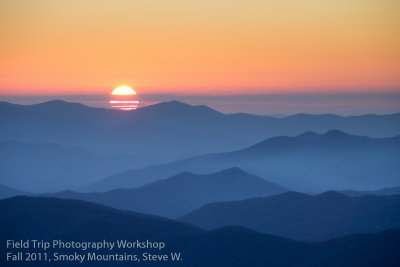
[0, 0, 399, 95]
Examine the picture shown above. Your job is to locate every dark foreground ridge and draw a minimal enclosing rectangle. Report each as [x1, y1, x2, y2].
[181, 191, 400, 241]
[1, 196, 399, 267]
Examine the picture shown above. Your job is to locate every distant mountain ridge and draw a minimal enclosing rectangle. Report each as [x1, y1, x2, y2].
[0, 140, 153, 192]
[47, 168, 288, 218]
[0, 184, 28, 199]
[1, 196, 400, 266]
[2, 100, 400, 164]
[90, 130, 400, 192]
[340, 185, 400, 197]
[181, 191, 400, 241]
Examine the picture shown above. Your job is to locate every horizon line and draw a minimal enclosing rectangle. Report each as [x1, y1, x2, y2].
[1, 98, 399, 118]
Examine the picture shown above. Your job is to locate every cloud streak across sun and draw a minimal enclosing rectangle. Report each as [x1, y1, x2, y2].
[110, 86, 139, 110]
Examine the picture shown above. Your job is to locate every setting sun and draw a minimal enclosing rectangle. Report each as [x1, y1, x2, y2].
[111, 86, 136, 95]
[110, 86, 139, 110]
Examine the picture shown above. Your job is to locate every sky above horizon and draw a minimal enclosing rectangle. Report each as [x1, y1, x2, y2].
[0, 0, 399, 97]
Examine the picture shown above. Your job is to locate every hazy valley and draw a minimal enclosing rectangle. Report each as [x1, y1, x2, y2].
[1, 100, 400, 266]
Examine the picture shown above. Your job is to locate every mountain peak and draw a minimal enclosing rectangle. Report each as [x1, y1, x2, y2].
[296, 131, 321, 140]
[134, 100, 223, 122]
[40, 99, 69, 105]
[140, 100, 220, 114]
[215, 167, 247, 175]
[31, 100, 93, 110]
[165, 168, 252, 183]
[323, 130, 350, 137]
[317, 190, 350, 200]
[322, 130, 370, 142]
[141, 100, 192, 111]
[158, 100, 191, 108]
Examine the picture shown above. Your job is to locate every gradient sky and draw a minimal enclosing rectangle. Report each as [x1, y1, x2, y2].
[1, 0, 399, 96]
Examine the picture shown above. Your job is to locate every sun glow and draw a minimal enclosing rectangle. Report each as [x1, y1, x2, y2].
[111, 86, 136, 95]
[110, 86, 139, 110]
